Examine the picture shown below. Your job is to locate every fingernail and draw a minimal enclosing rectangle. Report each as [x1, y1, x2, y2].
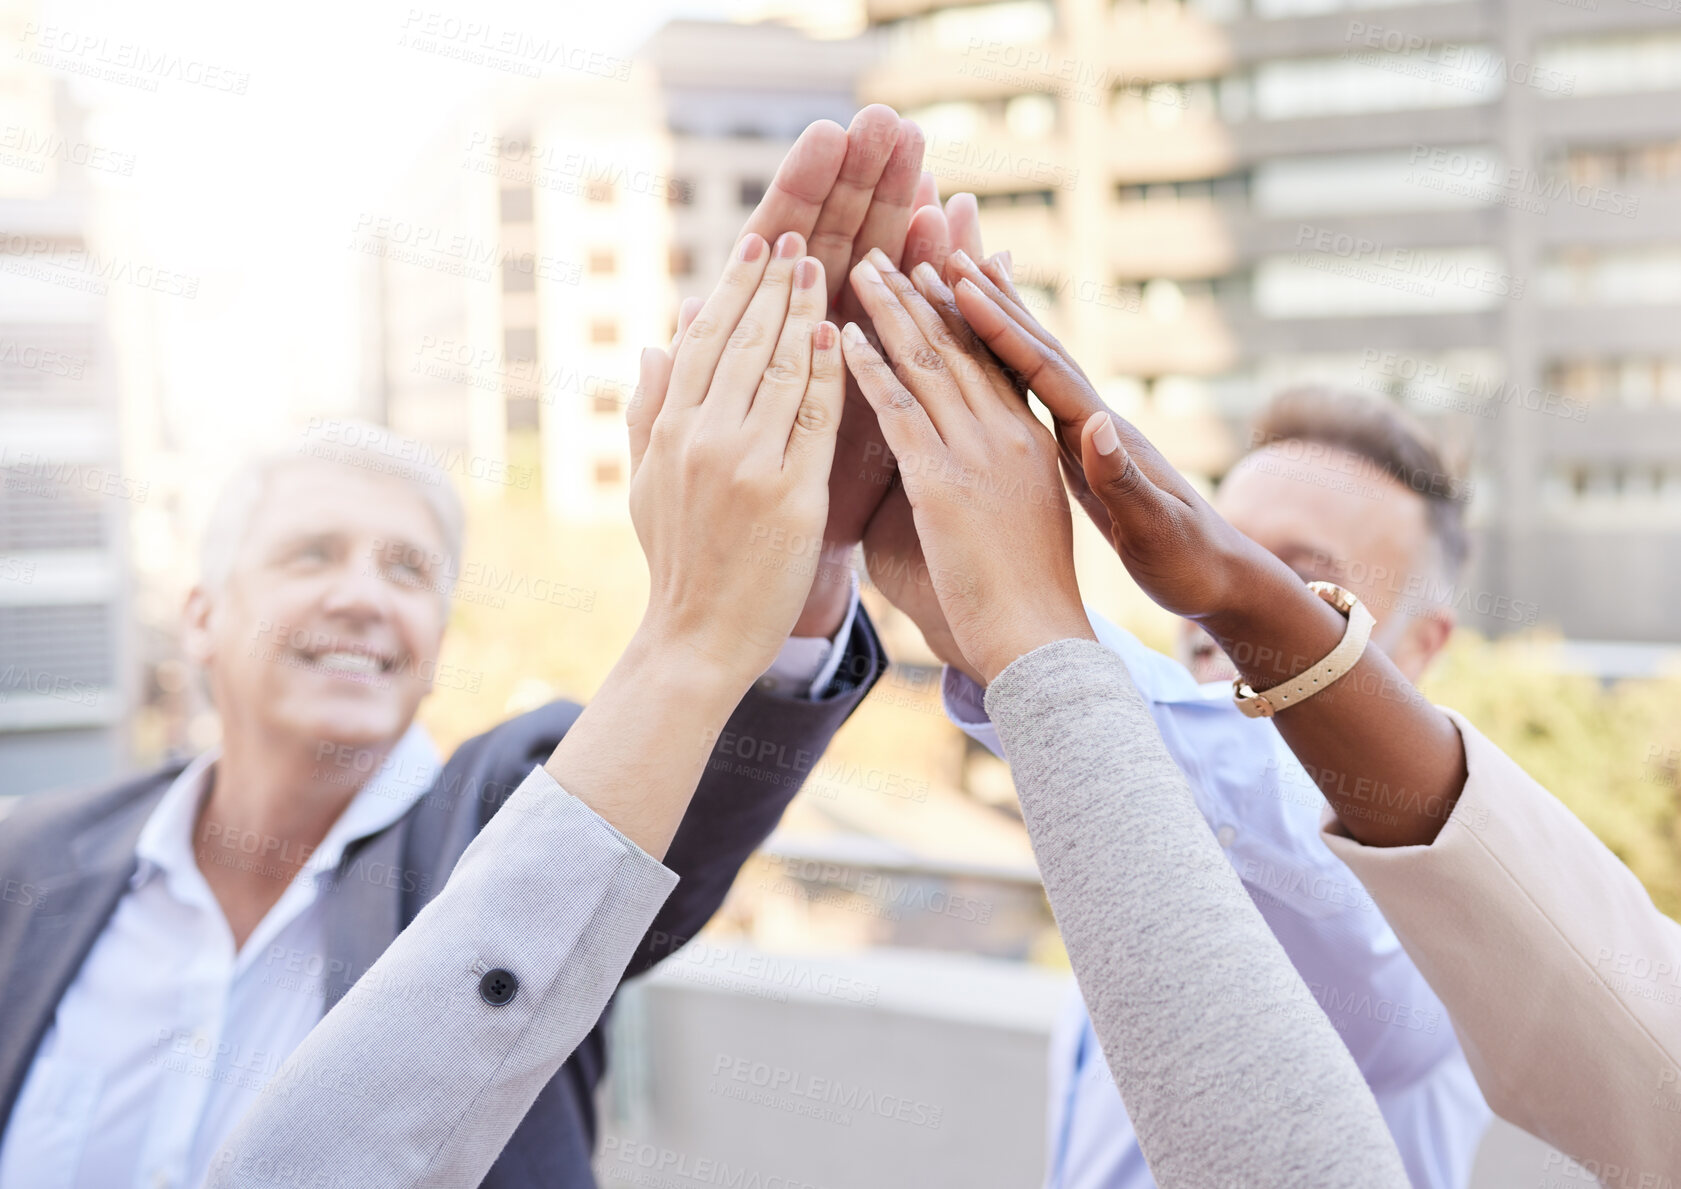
[775, 232, 802, 260]
[950, 248, 975, 273]
[815, 322, 837, 350]
[912, 261, 944, 291]
[640, 347, 660, 370]
[842, 322, 867, 345]
[739, 234, 765, 262]
[866, 247, 896, 274]
[997, 250, 1013, 277]
[1093, 416, 1120, 457]
[796, 258, 818, 289]
[854, 258, 882, 286]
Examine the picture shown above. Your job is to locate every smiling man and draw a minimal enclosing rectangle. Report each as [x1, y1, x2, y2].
[0, 427, 881, 1189]
[0, 108, 924, 1189]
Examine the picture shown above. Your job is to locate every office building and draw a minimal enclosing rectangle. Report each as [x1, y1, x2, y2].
[862, 0, 1681, 641]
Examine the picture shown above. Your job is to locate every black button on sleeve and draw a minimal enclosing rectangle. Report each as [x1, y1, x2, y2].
[478, 967, 518, 1006]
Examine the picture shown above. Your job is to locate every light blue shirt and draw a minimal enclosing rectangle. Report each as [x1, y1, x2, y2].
[943, 610, 1491, 1189]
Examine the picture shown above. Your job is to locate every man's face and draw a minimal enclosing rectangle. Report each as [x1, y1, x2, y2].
[1179, 441, 1449, 685]
[184, 463, 451, 753]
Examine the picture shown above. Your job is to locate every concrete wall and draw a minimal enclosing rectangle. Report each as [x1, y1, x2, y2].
[596, 945, 1559, 1188]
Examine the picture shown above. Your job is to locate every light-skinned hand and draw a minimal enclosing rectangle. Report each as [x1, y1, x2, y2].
[842, 247, 1093, 685]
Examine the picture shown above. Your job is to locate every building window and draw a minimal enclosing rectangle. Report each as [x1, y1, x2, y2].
[668, 178, 696, 205]
[506, 395, 540, 431]
[594, 458, 624, 485]
[669, 244, 694, 277]
[504, 326, 538, 360]
[589, 249, 616, 276]
[592, 386, 621, 415]
[499, 187, 533, 223]
[1550, 138, 1681, 187]
[586, 179, 615, 204]
[975, 190, 1054, 208]
[1249, 51, 1500, 121]
[738, 178, 768, 208]
[501, 260, 535, 293]
[1004, 93, 1057, 139]
[590, 319, 619, 346]
[1538, 31, 1681, 99]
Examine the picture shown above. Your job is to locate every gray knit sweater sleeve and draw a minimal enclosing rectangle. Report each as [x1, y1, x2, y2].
[985, 638, 1408, 1189]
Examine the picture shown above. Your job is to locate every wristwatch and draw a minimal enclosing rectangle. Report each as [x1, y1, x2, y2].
[1233, 581, 1375, 719]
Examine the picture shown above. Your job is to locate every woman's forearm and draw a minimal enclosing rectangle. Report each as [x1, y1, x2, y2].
[1202, 549, 1467, 848]
[987, 638, 1409, 1189]
[543, 624, 752, 859]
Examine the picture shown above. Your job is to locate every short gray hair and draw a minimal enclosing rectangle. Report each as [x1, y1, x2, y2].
[199, 419, 465, 600]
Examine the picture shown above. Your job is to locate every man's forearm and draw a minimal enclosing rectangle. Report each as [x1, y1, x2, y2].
[1204, 553, 1467, 849]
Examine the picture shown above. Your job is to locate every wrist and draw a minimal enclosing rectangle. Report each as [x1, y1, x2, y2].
[971, 602, 1096, 686]
[626, 614, 762, 708]
[1198, 551, 1347, 688]
[791, 542, 856, 638]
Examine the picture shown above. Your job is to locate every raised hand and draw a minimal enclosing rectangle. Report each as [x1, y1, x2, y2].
[841, 247, 1093, 685]
[546, 231, 843, 860]
[948, 257, 1265, 625]
[628, 231, 845, 681]
[861, 194, 1021, 681]
[735, 107, 927, 634]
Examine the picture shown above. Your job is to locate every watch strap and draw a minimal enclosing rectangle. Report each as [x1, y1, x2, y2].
[1233, 582, 1375, 719]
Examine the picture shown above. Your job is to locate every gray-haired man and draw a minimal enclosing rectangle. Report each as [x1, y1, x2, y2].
[0, 108, 924, 1189]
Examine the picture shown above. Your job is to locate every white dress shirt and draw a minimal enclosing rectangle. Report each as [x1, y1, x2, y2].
[942, 610, 1491, 1189]
[0, 609, 854, 1189]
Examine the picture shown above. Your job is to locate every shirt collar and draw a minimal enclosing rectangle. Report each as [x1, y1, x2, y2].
[1088, 608, 1232, 707]
[133, 723, 442, 893]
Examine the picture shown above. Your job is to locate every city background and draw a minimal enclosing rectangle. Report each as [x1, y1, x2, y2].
[4, 0, 1681, 1183]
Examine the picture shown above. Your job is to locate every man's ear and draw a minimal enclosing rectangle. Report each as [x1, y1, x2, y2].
[1405, 609, 1455, 679]
[182, 584, 216, 666]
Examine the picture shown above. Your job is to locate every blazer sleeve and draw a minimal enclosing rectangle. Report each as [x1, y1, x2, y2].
[206, 766, 677, 1189]
[621, 605, 886, 978]
[984, 639, 1409, 1189]
[1321, 709, 1681, 1179]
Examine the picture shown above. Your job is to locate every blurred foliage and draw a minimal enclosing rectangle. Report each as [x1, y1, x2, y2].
[1420, 633, 1681, 920]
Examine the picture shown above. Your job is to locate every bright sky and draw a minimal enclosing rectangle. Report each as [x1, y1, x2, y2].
[37, 0, 751, 455]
